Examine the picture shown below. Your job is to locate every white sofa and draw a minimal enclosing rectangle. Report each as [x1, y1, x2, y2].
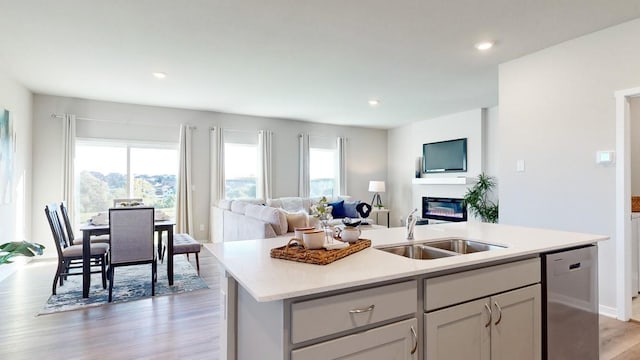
[210, 197, 372, 242]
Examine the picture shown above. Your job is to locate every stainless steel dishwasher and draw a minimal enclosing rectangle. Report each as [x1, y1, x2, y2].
[542, 245, 598, 360]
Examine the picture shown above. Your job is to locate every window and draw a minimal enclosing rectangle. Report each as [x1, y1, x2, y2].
[75, 140, 178, 224]
[309, 136, 339, 198]
[223, 130, 258, 199]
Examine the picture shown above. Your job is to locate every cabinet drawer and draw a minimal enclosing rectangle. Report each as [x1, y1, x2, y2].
[425, 257, 540, 311]
[291, 280, 417, 344]
[291, 318, 418, 360]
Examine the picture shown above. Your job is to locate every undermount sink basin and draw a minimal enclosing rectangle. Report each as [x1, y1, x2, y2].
[379, 245, 456, 260]
[424, 239, 506, 254]
[377, 238, 506, 260]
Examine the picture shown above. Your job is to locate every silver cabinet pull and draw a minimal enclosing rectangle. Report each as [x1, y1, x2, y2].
[410, 325, 418, 355]
[494, 301, 502, 325]
[484, 303, 492, 328]
[348, 304, 375, 314]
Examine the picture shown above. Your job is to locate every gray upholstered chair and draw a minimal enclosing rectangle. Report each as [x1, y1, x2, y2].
[45, 203, 109, 295]
[108, 206, 156, 302]
[59, 202, 110, 245]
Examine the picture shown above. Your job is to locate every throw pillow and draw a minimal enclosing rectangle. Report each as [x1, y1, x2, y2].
[329, 200, 346, 218]
[285, 211, 308, 232]
[356, 202, 372, 218]
[343, 200, 360, 218]
[244, 204, 288, 235]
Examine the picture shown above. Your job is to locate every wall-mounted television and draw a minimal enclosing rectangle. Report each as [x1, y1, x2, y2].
[422, 138, 467, 173]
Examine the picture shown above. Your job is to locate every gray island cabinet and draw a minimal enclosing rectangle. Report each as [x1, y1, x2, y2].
[210, 222, 606, 360]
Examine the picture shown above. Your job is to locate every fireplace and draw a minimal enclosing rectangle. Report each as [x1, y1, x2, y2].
[422, 197, 467, 222]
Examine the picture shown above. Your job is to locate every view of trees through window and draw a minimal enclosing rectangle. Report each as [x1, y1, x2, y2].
[310, 147, 336, 197]
[75, 142, 178, 224]
[224, 142, 257, 199]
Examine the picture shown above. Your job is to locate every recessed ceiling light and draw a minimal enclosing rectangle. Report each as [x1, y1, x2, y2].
[368, 99, 380, 106]
[152, 72, 167, 79]
[475, 42, 494, 51]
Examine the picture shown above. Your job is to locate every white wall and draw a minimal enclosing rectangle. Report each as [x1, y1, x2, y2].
[0, 70, 33, 279]
[32, 95, 387, 249]
[498, 18, 640, 311]
[387, 107, 499, 226]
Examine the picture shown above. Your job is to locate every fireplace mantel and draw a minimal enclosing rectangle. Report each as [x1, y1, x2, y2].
[412, 177, 476, 185]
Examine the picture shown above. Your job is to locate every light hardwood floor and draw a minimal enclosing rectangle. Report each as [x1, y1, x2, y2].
[0, 249, 221, 360]
[1, 248, 639, 360]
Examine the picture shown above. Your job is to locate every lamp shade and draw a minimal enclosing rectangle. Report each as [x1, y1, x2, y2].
[368, 181, 385, 193]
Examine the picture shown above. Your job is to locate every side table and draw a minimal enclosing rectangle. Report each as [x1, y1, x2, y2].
[371, 208, 390, 228]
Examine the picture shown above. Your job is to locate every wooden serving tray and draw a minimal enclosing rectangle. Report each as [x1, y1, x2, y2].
[270, 238, 371, 265]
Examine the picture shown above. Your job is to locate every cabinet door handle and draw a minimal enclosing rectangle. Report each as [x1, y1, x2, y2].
[494, 301, 502, 326]
[484, 303, 492, 328]
[348, 304, 375, 314]
[410, 325, 418, 355]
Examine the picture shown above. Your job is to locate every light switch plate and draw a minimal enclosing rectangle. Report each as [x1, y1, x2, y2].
[516, 159, 525, 172]
[596, 150, 615, 165]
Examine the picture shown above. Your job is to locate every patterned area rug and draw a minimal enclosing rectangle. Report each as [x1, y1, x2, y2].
[39, 256, 208, 315]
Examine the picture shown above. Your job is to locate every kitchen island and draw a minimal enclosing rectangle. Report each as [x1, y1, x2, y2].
[209, 222, 607, 360]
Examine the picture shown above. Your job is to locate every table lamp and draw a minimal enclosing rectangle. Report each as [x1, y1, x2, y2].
[368, 181, 385, 208]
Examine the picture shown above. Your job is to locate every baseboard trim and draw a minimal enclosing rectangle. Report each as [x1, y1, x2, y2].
[599, 304, 618, 319]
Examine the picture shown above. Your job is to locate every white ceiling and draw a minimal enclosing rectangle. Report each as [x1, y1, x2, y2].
[0, 1, 639, 129]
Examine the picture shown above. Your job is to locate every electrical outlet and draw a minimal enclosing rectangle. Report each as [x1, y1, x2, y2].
[199, 224, 204, 231]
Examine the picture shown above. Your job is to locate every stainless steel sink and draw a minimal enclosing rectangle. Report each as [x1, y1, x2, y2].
[377, 238, 505, 259]
[378, 245, 456, 259]
[424, 238, 506, 254]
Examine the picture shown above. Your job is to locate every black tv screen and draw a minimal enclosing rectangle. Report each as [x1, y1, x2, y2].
[423, 138, 467, 173]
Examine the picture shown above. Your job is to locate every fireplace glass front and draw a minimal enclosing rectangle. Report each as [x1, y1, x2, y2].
[422, 197, 467, 222]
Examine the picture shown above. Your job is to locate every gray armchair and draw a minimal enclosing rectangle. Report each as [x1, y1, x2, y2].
[108, 206, 156, 302]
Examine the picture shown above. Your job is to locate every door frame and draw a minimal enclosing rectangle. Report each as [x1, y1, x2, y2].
[615, 86, 640, 321]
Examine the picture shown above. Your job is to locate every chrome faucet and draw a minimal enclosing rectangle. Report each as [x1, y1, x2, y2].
[406, 208, 418, 240]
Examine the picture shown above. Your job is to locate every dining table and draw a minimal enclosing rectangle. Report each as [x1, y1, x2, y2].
[79, 219, 175, 298]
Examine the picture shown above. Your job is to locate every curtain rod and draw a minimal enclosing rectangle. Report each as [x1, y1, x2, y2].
[50, 113, 196, 129]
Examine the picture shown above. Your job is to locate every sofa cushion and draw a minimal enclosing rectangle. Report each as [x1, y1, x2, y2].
[244, 204, 288, 235]
[343, 200, 360, 218]
[329, 200, 346, 218]
[230, 201, 248, 214]
[285, 211, 308, 232]
[266, 198, 283, 209]
[218, 199, 233, 210]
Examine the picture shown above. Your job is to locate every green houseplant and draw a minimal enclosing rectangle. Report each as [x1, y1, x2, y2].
[0, 241, 45, 265]
[463, 173, 499, 223]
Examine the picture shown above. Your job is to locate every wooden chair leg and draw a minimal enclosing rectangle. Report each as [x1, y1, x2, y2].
[151, 261, 156, 296]
[101, 255, 107, 289]
[108, 266, 115, 302]
[52, 262, 63, 295]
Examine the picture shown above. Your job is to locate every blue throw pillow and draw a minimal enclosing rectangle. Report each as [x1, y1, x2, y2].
[329, 200, 346, 218]
[343, 200, 360, 218]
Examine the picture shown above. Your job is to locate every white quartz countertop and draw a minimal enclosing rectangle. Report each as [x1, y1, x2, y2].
[208, 222, 608, 302]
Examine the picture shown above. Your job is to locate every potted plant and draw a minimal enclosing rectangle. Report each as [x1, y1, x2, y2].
[0, 241, 45, 265]
[463, 173, 499, 223]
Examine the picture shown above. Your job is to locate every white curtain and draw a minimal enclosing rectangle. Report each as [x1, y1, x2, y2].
[337, 137, 347, 196]
[298, 133, 309, 197]
[176, 124, 194, 235]
[210, 127, 225, 204]
[62, 114, 76, 223]
[258, 130, 273, 200]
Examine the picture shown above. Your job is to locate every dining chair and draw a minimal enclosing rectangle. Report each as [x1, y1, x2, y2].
[44, 203, 109, 295]
[59, 202, 110, 246]
[112, 198, 144, 207]
[108, 206, 156, 302]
